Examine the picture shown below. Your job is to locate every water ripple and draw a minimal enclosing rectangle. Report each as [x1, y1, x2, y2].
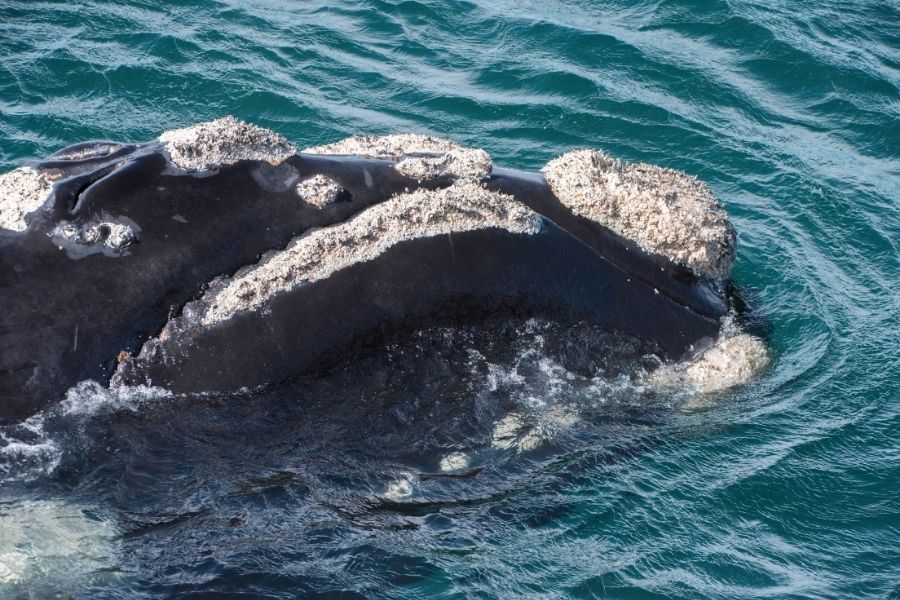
[1, 0, 898, 597]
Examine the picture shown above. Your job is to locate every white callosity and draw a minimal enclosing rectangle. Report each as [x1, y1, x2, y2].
[201, 180, 542, 325]
[490, 405, 580, 453]
[159, 116, 298, 171]
[439, 452, 470, 472]
[0, 167, 53, 232]
[645, 312, 769, 394]
[542, 149, 736, 279]
[383, 472, 416, 500]
[304, 133, 492, 182]
[682, 333, 769, 392]
[490, 412, 526, 450]
[295, 174, 343, 208]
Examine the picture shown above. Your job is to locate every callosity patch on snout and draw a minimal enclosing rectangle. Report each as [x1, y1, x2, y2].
[542, 149, 736, 279]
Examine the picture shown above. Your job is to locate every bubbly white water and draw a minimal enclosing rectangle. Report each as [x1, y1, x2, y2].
[1, 381, 171, 483]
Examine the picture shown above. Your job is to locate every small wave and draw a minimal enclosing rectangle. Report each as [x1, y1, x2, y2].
[57, 380, 172, 417]
[0, 381, 171, 483]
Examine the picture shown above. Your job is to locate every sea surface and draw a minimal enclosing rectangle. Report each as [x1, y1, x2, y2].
[1, 1, 899, 598]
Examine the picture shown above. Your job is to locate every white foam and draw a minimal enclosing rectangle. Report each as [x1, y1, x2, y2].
[59, 380, 172, 417]
[1, 381, 172, 483]
[0, 412, 62, 483]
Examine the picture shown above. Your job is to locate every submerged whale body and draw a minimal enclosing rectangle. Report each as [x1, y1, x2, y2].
[0, 117, 747, 424]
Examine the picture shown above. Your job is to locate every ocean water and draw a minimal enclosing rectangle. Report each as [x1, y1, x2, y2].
[1, 0, 899, 598]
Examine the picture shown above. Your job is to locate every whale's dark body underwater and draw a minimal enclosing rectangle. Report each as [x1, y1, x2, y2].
[0, 118, 745, 424]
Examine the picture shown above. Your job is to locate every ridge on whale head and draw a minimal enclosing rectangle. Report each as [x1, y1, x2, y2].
[0, 116, 760, 425]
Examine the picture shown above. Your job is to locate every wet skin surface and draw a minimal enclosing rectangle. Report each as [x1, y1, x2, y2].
[1, 142, 727, 423]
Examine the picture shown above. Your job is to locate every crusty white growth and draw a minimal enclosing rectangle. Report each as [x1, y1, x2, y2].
[646, 313, 769, 394]
[201, 180, 542, 325]
[395, 150, 491, 182]
[682, 333, 769, 392]
[383, 473, 415, 500]
[103, 223, 136, 250]
[304, 133, 466, 159]
[0, 167, 53, 231]
[491, 405, 579, 452]
[304, 134, 492, 181]
[542, 149, 736, 279]
[490, 412, 526, 450]
[159, 116, 297, 171]
[295, 174, 342, 208]
[439, 452, 470, 472]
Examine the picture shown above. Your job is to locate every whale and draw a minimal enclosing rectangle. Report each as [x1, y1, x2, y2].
[0, 117, 740, 424]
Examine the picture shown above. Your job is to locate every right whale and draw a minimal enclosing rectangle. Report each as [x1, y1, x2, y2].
[0, 117, 750, 422]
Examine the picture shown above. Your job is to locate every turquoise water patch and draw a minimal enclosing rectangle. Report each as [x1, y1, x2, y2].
[1, 0, 898, 597]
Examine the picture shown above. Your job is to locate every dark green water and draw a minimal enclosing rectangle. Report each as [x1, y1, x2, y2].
[1, 1, 899, 598]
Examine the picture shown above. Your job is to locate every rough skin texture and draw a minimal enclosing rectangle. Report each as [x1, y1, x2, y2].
[304, 134, 492, 181]
[0, 166, 54, 232]
[201, 180, 542, 325]
[682, 332, 769, 392]
[159, 116, 298, 171]
[295, 174, 343, 208]
[646, 312, 769, 393]
[542, 149, 736, 279]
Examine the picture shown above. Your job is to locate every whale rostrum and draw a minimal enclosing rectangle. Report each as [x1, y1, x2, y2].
[0, 116, 753, 423]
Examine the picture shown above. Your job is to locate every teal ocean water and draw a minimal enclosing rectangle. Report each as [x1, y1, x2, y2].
[1, 1, 899, 598]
